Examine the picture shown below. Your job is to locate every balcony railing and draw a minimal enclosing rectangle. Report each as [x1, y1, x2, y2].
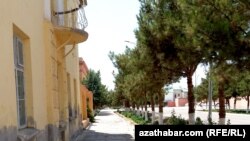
[52, 7, 88, 31]
[51, 0, 88, 45]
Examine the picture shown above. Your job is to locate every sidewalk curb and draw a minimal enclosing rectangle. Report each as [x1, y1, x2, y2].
[114, 111, 137, 125]
[114, 111, 136, 141]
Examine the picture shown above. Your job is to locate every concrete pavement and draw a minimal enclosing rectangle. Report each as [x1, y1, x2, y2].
[72, 106, 250, 141]
[75, 108, 135, 141]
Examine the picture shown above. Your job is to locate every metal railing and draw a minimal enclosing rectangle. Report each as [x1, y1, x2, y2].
[52, 7, 88, 31]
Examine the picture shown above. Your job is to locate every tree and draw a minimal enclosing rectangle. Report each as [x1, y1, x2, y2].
[82, 69, 108, 109]
[135, 0, 177, 124]
[193, 0, 250, 124]
[136, 0, 207, 124]
[109, 47, 135, 109]
[236, 70, 250, 113]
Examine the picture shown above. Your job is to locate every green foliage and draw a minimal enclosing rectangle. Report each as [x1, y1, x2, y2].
[227, 109, 250, 114]
[195, 117, 204, 125]
[108, 90, 124, 107]
[235, 70, 250, 97]
[83, 69, 109, 108]
[119, 111, 150, 125]
[87, 106, 95, 122]
[164, 110, 188, 125]
[162, 110, 207, 125]
[152, 120, 159, 125]
[193, 0, 250, 69]
[208, 120, 217, 125]
[110, 0, 250, 123]
[194, 72, 218, 103]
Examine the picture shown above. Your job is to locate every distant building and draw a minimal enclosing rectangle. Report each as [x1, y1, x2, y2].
[165, 88, 188, 107]
[79, 57, 93, 128]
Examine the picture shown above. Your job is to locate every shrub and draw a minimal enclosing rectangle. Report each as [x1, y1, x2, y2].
[195, 117, 204, 125]
[152, 120, 159, 125]
[87, 107, 95, 122]
[120, 111, 150, 125]
[164, 110, 188, 125]
[228, 109, 249, 114]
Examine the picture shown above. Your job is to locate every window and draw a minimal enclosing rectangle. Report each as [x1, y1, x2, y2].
[14, 35, 26, 128]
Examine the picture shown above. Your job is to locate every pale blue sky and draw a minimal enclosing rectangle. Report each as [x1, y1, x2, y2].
[78, 0, 206, 90]
[78, 0, 140, 90]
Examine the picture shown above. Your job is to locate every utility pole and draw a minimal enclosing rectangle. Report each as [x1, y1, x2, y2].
[208, 62, 213, 124]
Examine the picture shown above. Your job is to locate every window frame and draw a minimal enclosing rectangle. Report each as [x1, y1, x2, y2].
[14, 35, 27, 129]
[16, 38, 24, 67]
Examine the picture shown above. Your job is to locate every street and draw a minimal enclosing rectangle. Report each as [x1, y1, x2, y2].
[149, 106, 250, 125]
[75, 108, 135, 141]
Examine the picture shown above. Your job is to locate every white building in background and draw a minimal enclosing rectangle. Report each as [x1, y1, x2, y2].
[164, 88, 188, 107]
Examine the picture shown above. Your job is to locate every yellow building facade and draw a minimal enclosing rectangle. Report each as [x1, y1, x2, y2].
[0, 0, 89, 141]
[79, 58, 93, 123]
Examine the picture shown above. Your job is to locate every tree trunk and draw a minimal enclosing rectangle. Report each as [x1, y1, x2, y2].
[124, 99, 130, 111]
[141, 104, 143, 110]
[127, 100, 130, 108]
[234, 97, 237, 109]
[136, 104, 140, 116]
[132, 102, 135, 111]
[144, 100, 148, 121]
[158, 93, 164, 125]
[226, 98, 230, 110]
[151, 95, 155, 123]
[218, 76, 226, 125]
[141, 105, 144, 117]
[187, 74, 195, 124]
[213, 100, 216, 109]
[247, 95, 249, 114]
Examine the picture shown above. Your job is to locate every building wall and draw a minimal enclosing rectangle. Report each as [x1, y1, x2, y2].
[229, 98, 248, 109]
[79, 58, 93, 111]
[0, 0, 48, 140]
[79, 57, 88, 80]
[164, 92, 174, 102]
[79, 57, 93, 128]
[44, 19, 63, 141]
[0, 0, 88, 141]
[65, 46, 83, 137]
[165, 89, 188, 107]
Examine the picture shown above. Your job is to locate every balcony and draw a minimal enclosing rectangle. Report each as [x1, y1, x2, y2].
[52, 1, 88, 45]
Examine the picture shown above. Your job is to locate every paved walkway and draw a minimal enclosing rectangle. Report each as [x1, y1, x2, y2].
[76, 108, 135, 141]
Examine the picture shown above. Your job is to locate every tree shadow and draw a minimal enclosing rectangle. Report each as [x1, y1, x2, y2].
[96, 110, 113, 116]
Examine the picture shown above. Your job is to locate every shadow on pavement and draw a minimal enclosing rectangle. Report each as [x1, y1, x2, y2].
[97, 111, 113, 116]
[84, 130, 134, 141]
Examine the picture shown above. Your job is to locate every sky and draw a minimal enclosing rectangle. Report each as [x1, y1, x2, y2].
[78, 0, 206, 90]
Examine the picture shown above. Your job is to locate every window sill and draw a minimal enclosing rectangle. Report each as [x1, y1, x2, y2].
[17, 127, 40, 141]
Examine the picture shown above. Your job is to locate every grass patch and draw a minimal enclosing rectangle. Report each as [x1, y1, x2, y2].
[200, 109, 250, 114]
[226, 109, 249, 114]
[118, 110, 150, 125]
